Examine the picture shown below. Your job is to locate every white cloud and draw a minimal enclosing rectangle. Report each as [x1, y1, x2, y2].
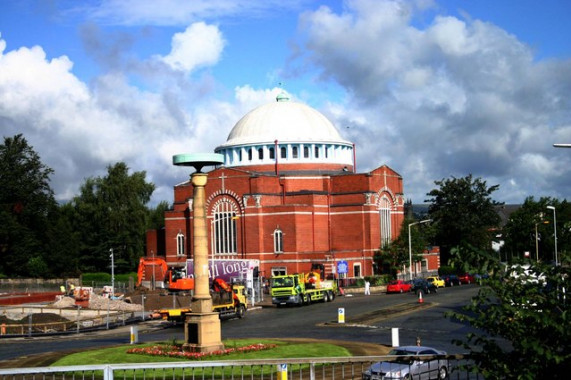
[296, 0, 571, 204]
[161, 22, 225, 73]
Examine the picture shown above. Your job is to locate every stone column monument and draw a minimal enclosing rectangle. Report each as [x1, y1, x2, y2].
[173, 153, 224, 353]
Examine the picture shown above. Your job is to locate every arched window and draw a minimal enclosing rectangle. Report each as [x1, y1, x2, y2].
[212, 200, 238, 256]
[269, 147, 275, 159]
[258, 147, 264, 160]
[238, 150, 242, 161]
[379, 197, 392, 246]
[176, 233, 185, 256]
[280, 147, 287, 159]
[325, 146, 329, 158]
[273, 228, 283, 253]
[303, 146, 309, 158]
[292, 146, 298, 159]
[314, 146, 319, 158]
[248, 148, 252, 161]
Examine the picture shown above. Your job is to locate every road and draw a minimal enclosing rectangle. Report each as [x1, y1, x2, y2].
[0, 285, 481, 362]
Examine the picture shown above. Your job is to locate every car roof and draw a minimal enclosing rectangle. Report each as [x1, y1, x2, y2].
[391, 346, 444, 354]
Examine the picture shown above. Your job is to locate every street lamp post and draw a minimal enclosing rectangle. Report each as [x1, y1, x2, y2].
[546, 206, 558, 266]
[109, 248, 115, 299]
[408, 219, 432, 280]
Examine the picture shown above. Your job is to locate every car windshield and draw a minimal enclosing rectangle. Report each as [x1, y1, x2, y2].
[271, 277, 293, 287]
[389, 280, 399, 285]
[388, 349, 418, 363]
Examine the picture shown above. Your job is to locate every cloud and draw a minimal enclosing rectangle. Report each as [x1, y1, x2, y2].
[296, 0, 571, 203]
[0, 30, 234, 204]
[161, 22, 225, 73]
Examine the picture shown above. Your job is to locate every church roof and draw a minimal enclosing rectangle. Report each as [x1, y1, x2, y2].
[217, 92, 351, 148]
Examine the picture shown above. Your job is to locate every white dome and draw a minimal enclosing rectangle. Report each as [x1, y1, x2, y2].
[217, 96, 350, 148]
[215, 93, 354, 170]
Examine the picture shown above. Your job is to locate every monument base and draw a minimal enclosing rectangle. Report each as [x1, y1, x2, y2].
[183, 312, 224, 353]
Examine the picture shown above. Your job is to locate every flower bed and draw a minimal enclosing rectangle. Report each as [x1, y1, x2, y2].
[127, 343, 277, 360]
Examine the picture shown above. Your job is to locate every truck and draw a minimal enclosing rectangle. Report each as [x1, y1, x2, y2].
[136, 257, 194, 292]
[157, 278, 248, 321]
[270, 264, 337, 306]
[186, 259, 260, 303]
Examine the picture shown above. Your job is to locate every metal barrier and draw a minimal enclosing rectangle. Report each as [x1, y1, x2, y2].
[0, 354, 482, 379]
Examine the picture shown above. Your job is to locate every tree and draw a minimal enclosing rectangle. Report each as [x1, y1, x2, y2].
[148, 200, 170, 230]
[72, 162, 155, 273]
[0, 134, 57, 277]
[426, 174, 502, 264]
[374, 217, 432, 278]
[447, 245, 570, 378]
[44, 203, 81, 277]
[501, 197, 570, 265]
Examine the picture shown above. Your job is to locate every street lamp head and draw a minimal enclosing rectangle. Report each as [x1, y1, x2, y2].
[547, 205, 555, 211]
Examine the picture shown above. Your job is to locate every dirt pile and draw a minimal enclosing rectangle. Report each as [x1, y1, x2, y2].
[124, 289, 193, 311]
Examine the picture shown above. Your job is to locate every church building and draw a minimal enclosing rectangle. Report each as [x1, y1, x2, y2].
[147, 92, 405, 280]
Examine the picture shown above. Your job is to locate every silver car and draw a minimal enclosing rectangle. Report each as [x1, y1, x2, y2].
[362, 346, 449, 380]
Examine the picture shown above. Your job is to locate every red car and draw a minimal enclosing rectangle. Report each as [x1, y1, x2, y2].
[458, 273, 475, 284]
[386, 280, 412, 293]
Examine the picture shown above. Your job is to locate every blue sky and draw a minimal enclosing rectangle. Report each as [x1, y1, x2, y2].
[1, 0, 570, 206]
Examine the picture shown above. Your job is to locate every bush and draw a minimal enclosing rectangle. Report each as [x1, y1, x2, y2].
[82, 272, 110, 283]
[365, 275, 391, 286]
[438, 266, 455, 276]
[82, 272, 137, 284]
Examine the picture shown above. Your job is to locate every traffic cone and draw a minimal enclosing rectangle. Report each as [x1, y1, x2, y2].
[418, 291, 424, 303]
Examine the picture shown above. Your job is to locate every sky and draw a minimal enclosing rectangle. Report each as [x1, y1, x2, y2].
[1, 0, 570, 207]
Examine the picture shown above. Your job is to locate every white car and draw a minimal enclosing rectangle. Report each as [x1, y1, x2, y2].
[362, 346, 449, 380]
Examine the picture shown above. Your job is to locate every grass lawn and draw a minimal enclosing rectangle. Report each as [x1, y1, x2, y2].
[51, 338, 351, 366]
[50, 339, 352, 378]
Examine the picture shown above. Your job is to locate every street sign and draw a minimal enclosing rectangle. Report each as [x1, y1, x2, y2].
[338, 307, 345, 324]
[337, 260, 348, 274]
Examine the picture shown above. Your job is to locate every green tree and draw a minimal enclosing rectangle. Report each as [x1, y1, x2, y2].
[72, 162, 155, 273]
[148, 200, 170, 230]
[426, 174, 502, 264]
[501, 197, 569, 264]
[0, 134, 57, 277]
[44, 203, 81, 277]
[447, 245, 570, 378]
[374, 217, 432, 278]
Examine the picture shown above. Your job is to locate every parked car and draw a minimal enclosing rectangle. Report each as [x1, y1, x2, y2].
[426, 276, 445, 288]
[386, 280, 412, 294]
[410, 278, 437, 294]
[362, 345, 449, 380]
[443, 274, 461, 287]
[458, 273, 475, 284]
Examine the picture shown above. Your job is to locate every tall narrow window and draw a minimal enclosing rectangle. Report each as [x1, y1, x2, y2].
[314, 146, 319, 158]
[212, 200, 238, 256]
[238, 150, 242, 161]
[176, 233, 185, 256]
[280, 147, 287, 159]
[354, 263, 362, 278]
[269, 147, 275, 159]
[248, 148, 252, 161]
[258, 147, 264, 160]
[303, 146, 309, 158]
[325, 146, 329, 158]
[379, 197, 392, 246]
[292, 146, 298, 159]
[273, 228, 283, 253]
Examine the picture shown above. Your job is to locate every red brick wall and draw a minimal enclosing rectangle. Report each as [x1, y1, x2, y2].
[150, 165, 406, 278]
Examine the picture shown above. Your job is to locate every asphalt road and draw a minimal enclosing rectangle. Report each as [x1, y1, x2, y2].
[0, 285, 481, 362]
